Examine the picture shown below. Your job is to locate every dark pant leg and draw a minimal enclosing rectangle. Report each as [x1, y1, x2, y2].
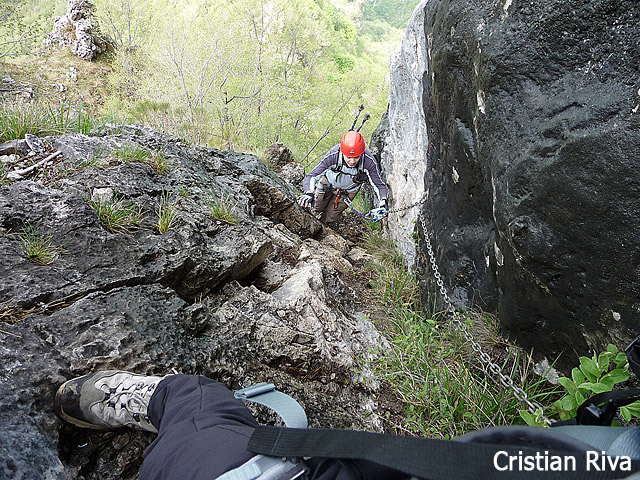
[140, 375, 258, 480]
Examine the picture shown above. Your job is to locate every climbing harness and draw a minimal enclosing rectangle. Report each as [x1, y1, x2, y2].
[215, 383, 307, 480]
[333, 188, 343, 209]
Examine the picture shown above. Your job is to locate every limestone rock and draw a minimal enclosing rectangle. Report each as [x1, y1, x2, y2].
[0, 125, 387, 479]
[278, 161, 306, 189]
[264, 142, 293, 168]
[43, 0, 110, 61]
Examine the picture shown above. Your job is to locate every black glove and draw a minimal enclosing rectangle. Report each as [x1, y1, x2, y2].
[297, 192, 314, 209]
[379, 198, 388, 212]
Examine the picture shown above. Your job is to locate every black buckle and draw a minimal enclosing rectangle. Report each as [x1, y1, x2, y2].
[625, 336, 640, 377]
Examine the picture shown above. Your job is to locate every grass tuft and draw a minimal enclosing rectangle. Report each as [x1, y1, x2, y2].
[112, 145, 171, 174]
[88, 191, 143, 233]
[0, 100, 50, 141]
[15, 221, 64, 265]
[0, 99, 110, 142]
[206, 195, 240, 225]
[156, 190, 177, 234]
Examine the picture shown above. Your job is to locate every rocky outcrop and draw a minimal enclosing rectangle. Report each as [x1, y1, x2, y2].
[380, 0, 640, 368]
[43, 0, 110, 61]
[0, 125, 388, 479]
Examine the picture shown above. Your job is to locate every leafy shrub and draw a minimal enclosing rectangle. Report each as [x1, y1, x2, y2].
[553, 344, 640, 422]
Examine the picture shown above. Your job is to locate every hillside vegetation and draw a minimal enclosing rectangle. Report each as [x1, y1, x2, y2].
[1, 0, 420, 166]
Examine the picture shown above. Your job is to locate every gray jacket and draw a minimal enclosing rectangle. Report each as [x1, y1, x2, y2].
[302, 144, 388, 200]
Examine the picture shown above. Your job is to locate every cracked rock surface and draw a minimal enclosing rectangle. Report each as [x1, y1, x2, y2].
[0, 125, 388, 480]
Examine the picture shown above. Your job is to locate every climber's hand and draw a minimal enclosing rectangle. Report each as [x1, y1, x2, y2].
[297, 192, 314, 209]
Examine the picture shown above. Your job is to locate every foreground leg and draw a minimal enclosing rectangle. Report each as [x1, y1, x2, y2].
[55, 370, 164, 433]
[55, 372, 259, 480]
[140, 374, 258, 480]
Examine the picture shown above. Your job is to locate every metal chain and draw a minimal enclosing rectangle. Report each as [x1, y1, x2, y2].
[387, 192, 428, 215]
[418, 213, 552, 426]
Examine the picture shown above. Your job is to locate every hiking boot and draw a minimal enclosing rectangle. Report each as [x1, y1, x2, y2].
[55, 370, 166, 433]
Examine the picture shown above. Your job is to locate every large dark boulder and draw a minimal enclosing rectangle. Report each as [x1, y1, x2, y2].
[381, 0, 640, 368]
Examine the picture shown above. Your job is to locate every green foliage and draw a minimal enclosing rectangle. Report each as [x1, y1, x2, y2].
[0, 0, 66, 57]
[15, 220, 64, 265]
[364, 230, 555, 438]
[332, 53, 355, 73]
[550, 344, 639, 423]
[89, 0, 390, 164]
[363, 0, 422, 29]
[88, 191, 143, 233]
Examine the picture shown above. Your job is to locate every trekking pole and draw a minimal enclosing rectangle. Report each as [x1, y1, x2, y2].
[356, 114, 370, 132]
[350, 104, 365, 131]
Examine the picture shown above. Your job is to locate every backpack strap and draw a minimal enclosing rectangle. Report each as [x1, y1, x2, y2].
[215, 454, 305, 480]
[214, 384, 308, 480]
[331, 151, 344, 173]
[248, 425, 640, 479]
[234, 383, 308, 429]
[331, 151, 365, 176]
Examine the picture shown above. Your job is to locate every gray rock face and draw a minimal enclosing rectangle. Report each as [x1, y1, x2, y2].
[0, 126, 387, 479]
[43, 0, 110, 61]
[381, 0, 640, 367]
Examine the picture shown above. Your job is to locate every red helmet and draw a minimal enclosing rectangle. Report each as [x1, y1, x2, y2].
[340, 130, 365, 157]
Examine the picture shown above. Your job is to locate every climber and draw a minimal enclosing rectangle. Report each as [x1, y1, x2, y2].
[54, 370, 406, 480]
[298, 130, 389, 223]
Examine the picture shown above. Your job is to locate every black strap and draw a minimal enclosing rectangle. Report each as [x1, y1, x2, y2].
[626, 337, 640, 378]
[248, 426, 640, 479]
[576, 389, 640, 426]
